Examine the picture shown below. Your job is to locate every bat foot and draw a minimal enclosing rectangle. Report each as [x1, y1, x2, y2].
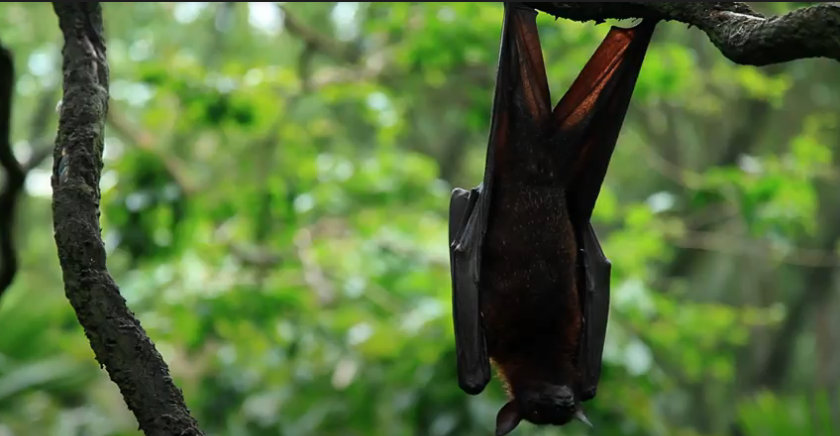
[509, 3, 536, 14]
[575, 409, 593, 428]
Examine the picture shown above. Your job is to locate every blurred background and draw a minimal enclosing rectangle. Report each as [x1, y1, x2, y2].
[1, 2, 839, 436]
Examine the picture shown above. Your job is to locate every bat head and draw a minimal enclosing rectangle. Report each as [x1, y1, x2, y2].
[495, 384, 592, 435]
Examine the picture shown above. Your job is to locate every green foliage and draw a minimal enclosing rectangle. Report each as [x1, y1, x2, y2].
[739, 390, 840, 436]
[1, 2, 838, 436]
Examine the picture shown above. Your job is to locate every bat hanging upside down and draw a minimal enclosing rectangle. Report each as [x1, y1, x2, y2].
[447, 4, 656, 435]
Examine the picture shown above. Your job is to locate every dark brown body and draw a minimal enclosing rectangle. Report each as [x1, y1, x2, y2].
[447, 4, 656, 435]
[481, 158, 582, 392]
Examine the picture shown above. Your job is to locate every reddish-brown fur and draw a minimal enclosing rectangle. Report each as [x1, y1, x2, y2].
[476, 6, 586, 402]
[479, 137, 584, 402]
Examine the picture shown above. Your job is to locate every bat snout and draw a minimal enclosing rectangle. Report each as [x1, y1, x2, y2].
[517, 384, 578, 426]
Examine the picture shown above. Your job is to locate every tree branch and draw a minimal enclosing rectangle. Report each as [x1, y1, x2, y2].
[50, 3, 203, 435]
[279, 4, 361, 64]
[753, 185, 840, 390]
[105, 107, 197, 195]
[294, 228, 336, 306]
[526, 2, 840, 65]
[0, 46, 59, 302]
[668, 229, 840, 268]
[0, 42, 23, 299]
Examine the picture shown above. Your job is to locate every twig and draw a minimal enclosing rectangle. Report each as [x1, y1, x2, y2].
[310, 62, 388, 88]
[206, 2, 236, 67]
[213, 218, 285, 268]
[376, 240, 448, 269]
[277, 3, 393, 88]
[294, 228, 336, 306]
[525, 2, 840, 66]
[230, 243, 283, 268]
[643, 144, 702, 189]
[50, 3, 204, 435]
[22, 144, 53, 172]
[105, 107, 197, 195]
[278, 4, 361, 64]
[668, 229, 840, 268]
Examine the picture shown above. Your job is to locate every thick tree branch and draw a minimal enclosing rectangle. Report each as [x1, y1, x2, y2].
[50, 3, 204, 436]
[526, 2, 840, 65]
[0, 45, 58, 301]
[0, 43, 22, 299]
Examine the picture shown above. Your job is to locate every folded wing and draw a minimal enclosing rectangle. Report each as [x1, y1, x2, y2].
[549, 21, 657, 401]
[448, 3, 558, 396]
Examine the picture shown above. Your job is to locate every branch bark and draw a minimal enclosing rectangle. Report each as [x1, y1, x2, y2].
[525, 2, 840, 65]
[50, 3, 204, 435]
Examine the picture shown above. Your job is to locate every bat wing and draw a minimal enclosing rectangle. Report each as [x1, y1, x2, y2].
[577, 222, 612, 401]
[548, 21, 657, 401]
[448, 3, 552, 396]
[556, 21, 657, 222]
[448, 186, 491, 394]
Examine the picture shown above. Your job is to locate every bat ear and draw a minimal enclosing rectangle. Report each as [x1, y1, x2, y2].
[495, 401, 522, 436]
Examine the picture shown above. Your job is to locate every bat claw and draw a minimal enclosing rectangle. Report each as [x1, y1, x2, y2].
[575, 409, 593, 428]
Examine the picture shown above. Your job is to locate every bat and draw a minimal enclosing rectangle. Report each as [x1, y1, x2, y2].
[448, 4, 656, 435]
